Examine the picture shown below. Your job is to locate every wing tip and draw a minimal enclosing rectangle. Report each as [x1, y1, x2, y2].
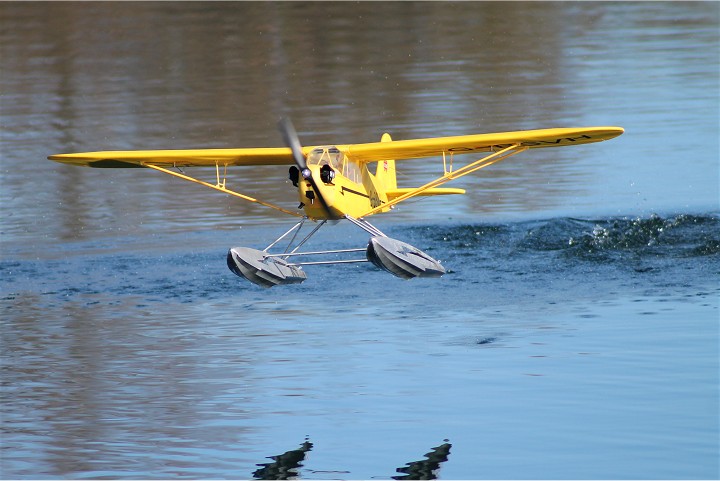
[48, 153, 88, 166]
[600, 126, 625, 140]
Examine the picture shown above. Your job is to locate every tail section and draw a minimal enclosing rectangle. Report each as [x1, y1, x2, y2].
[375, 133, 397, 192]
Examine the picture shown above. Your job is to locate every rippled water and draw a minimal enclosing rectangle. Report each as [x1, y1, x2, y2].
[3, 214, 718, 479]
[1, 2, 719, 479]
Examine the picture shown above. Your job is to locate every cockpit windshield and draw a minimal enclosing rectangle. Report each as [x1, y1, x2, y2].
[306, 146, 362, 184]
[307, 146, 343, 169]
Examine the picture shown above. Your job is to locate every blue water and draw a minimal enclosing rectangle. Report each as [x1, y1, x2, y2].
[1, 1, 719, 479]
[2, 214, 718, 479]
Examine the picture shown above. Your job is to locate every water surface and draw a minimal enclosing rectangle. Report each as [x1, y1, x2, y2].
[1, 2, 718, 479]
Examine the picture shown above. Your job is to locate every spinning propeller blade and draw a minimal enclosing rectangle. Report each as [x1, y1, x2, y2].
[278, 118, 332, 217]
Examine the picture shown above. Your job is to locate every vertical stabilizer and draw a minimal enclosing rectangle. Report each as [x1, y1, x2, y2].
[375, 133, 397, 191]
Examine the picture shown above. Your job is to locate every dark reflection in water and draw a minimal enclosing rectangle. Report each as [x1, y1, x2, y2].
[393, 440, 453, 480]
[253, 438, 313, 480]
[250, 439, 452, 480]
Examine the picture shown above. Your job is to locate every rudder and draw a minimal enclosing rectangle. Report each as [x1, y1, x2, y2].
[375, 133, 397, 191]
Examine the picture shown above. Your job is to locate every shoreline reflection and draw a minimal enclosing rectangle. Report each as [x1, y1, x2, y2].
[251, 439, 452, 480]
[393, 440, 453, 480]
[253, 438, 313, 480]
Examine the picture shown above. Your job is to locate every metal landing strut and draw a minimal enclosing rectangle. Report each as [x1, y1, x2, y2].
[227, 216, 445, 288]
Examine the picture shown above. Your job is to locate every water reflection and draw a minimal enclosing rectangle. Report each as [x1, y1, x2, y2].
[393, 440, 453, 480]
[3, 1, 716, 250]
[253, 438, 313, 480]
[251, 439, 452, 480]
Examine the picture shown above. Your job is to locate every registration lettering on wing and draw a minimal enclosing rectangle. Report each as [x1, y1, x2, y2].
[447, 134, 595, 152]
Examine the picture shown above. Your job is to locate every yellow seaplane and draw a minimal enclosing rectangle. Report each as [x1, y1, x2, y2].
[49, 120, 624, 287]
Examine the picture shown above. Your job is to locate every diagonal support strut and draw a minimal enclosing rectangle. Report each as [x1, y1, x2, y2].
[359, 144, 528, 218]
[144, 163, 303, 218]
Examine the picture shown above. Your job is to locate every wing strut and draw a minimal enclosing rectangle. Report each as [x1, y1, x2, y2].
[144, 163, 303, 218]
[359, 143, 528, 218]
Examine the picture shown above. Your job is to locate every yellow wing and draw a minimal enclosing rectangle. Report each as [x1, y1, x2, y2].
[339, 126, 624, 164]
[48, 126, 623, 168]
[48, 147, 297, 168]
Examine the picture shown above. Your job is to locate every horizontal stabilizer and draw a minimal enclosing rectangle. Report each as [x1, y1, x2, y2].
[385, 188, 465, 200]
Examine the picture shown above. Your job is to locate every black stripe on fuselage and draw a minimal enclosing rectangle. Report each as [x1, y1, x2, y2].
[340, 186, 370, 199]
[340, 186, 385, 208]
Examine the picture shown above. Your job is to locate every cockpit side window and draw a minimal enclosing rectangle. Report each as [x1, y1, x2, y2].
[343, 160, 361, 184]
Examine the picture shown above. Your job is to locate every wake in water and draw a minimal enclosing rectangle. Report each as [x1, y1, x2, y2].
[566, 214, 720, 255]
[431, 212, 715, 247]
[422, 213, 720, 258]
[1, 213, 718, 306]
[404, 213, 719, 303]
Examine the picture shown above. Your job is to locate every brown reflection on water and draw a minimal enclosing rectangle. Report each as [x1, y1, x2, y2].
[2, 1, 606, 245]
[4, 296, 258, 477]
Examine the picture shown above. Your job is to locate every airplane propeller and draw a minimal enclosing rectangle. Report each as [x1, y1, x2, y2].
[278, 118, 332, 217]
